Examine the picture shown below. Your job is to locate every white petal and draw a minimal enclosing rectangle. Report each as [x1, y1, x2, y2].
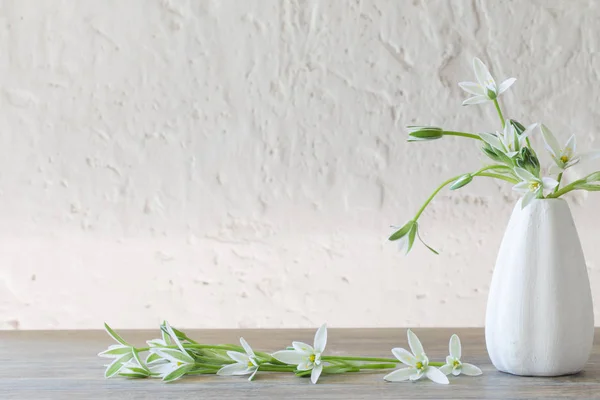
[410, 370, 424, 381]
[549, 163, 564, 174]
[162, 322, 187, 354]
[514, 167, 537, 182]
[521, 191, 537, 209]
[297, 361, 313, 371]
[479, 132, 503, 150]
[425, 367, 450, 385]
[271, 350, 306, 365]
[498, 77, 516, 94]
[462, 95, 489, 105]
[391, 348, 416, 366]
[519, 122, 538, 141]
[239, 337, 255, 358]
[291, 341, 314, 355]
[512, 182, 530, 194]
[227, 351, 249, 364]
[540, 124, 561, 158]
[578, 150, 600, 164]
[439, 364, 453, 376]
[313, 324, 327, 353]
[564, 134, 577, 157]
[383, 367, 416, 382]
[449, 334, 461, 359]
[460, 363, 483, 376]
[407, 330, 425, 358]
[542, 177, 559, 191]
[452, 367, 461, 376]
[473, 57, 494, 88]
[458, 82, 485, 95]
[248, 367, 259, 381]
[311, 363, 323, 384]
[217, 363, 251, 376]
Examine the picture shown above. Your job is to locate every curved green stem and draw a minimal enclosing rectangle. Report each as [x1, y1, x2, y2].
[258, 365, 297, 372]
[429, 362, 445, 367]
[413, 165, 510, 220]
[476, 172, 518, 184]
[547, 180, 582, 198]
[442, 131, 482, 140]
[493, 98, 505, 128]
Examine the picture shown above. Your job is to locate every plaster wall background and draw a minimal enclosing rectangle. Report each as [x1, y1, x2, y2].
[1, 0, 599, 329]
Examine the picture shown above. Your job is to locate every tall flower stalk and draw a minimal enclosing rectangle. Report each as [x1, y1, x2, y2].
[391, 57, 600, 254]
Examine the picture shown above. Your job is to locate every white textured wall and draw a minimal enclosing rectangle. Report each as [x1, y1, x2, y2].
[1, 0, 600, 330]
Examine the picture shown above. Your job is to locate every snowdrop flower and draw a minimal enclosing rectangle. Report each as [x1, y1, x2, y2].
[513, 167, 558, 208]
[98, 323, 135, 378]
[439, 334, 482, 377]
[459, 58, 516, 105]
[148, 322, 195, 382]
[479, 122, 537, 158]
[217, 338, 260, 381]
[541, 125, 600, 173]
[384, 329, 449, 385]
[272, 324, 327, 384]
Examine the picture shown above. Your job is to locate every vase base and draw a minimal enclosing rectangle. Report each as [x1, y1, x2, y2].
[495, 367, 584, 378]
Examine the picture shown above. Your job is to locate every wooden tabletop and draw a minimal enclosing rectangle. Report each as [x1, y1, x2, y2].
[1, 328, 599, 399]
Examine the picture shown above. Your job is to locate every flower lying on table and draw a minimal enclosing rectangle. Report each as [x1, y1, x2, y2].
[98, 322, 481, 385]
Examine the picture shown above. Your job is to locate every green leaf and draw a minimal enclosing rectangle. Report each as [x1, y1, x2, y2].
[163, 364, 193, 383]
[146, 353, 162, 364]
[132, 349, 150, 373]
[98, 345, 132, 357]
[104, 353, 133, 378]
[406, 223, 418, 253]
[585, 172, 600, 183]
[388, 221, 416, 241]
[154, 348, 195, 364]
[119, 372, 149, 379]
[104, 323, 129, 346]
[417, 229, 439, 255]
[450, 174, 473, 190]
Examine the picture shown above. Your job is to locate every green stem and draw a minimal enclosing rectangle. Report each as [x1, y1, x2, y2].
[547, 180, 583, 198]
[442, 131, 482, 140]
[493, 98, 505, 128]
[429, 362, 445, 367]
[554, 172, 563, 194]
[258, 365, 297, 372]
[355, 363, 398, 370]
[413, 165, 509, 220]
[476, 172, 518, 184]
[322, 356, 399, 363]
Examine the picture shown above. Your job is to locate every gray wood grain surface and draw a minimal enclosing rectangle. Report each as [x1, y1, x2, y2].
[0, 328, 599, 399]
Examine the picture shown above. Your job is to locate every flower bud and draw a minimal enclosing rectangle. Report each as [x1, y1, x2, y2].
[450, 174, 473, 190]
[515, 147, 540, 176]
[407, 126, 444, 142]
[508, 119, 527, 135]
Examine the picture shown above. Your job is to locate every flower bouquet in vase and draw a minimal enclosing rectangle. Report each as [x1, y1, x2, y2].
[390, 58, 600, 376]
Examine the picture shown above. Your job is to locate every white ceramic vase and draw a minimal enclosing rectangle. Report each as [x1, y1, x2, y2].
[485, 198, 594, 376]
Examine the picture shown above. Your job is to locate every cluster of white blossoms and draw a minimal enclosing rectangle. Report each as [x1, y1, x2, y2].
[98, 322, 481, 386]
[392, 57, 600, 253]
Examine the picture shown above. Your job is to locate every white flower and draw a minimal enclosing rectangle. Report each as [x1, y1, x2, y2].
[439, 334, 482, 377]
[272, 324, 327, 384]
[459, 58, 516, 105]
[217, 338, 260, 381]
[147, 322, 195, 382]
[540, 124, 600, 173]
[479, 122, 537, 158]
[98, 323, 135, 378]
[383, 329, 449, 385]
[513, 167, 558, 208]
